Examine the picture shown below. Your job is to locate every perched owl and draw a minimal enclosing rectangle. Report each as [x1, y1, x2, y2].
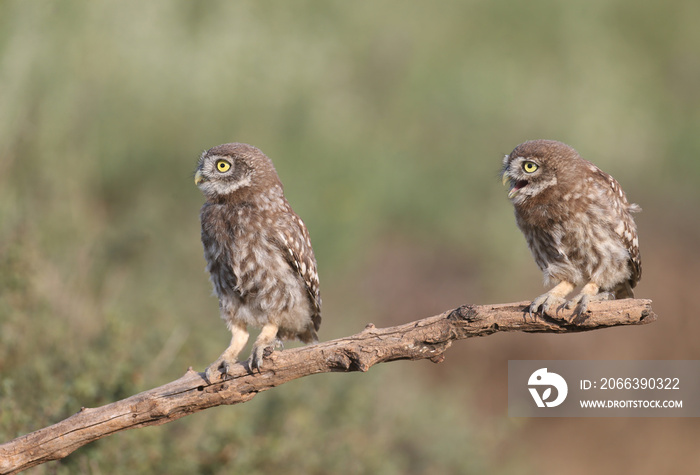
[194, 143, 321, 378]
[501, 140, 641, 319]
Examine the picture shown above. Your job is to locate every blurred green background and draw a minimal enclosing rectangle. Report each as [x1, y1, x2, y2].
[1, 0, 699, 473]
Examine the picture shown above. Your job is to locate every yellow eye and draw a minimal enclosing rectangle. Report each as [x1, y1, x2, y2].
[216, 160, 231, 173]
[523, 161, 538, 173]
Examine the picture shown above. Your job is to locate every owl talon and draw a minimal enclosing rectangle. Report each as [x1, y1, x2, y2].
[248, 348, 262, 371]
[568, 294, 591, 320]
[205, 357, 236, 383]
[529, 295, 547, 318]
[566, 291, 615, 321]
[248, 345, 274, 372]
[529, 293, 567, 319]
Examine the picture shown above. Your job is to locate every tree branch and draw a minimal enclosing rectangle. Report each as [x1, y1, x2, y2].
[0, 299, 655, 474]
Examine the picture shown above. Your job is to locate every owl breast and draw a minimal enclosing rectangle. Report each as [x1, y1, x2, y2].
[515, 177, 635, 291]
[201, 202, 312, 331]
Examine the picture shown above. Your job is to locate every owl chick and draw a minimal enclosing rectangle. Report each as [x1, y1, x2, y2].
[194, 143, 321, 378]
[501, 140, 641, 320]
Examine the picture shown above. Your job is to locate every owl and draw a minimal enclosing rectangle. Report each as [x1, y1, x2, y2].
[194, 143, 321, 378]
[501, 140, 641, 320]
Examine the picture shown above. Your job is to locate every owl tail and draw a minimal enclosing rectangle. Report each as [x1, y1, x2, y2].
[276, 325, 319, 344]
[612, 281, 635, 299]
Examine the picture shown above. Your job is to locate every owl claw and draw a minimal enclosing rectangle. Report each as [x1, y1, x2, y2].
[567, 294, 590, 320]
[248, 347, 263, 371]
[248, 340, 284, 371]
[566, 292, 615, 321]
[205, 357, 237, 383]
[247, 333, 284, 372]
[248, 345, 275, 372]
[529, 293, 567, 320]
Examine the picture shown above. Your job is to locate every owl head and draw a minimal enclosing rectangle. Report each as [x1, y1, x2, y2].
[501, 139, 581, 206]
[194, 143, 282, 200]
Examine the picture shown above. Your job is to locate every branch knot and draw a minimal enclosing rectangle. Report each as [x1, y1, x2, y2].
[448, 304, 479, 322]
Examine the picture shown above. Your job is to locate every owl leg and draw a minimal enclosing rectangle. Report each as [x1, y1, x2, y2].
[530, 281, 575, 318]
[205, 322, 249, 382]
[566, 282, 614, 319]
[248, 323, 280, 371]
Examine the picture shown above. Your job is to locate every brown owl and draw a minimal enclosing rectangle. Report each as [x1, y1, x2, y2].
[501, 140, 641, 319]
[194, 143, 321, 378]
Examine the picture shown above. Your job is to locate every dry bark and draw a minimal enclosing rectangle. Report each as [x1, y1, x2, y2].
[0, 299, 656, 474]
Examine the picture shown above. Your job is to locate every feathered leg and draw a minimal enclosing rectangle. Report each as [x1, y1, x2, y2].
[205, 321, 249, 382]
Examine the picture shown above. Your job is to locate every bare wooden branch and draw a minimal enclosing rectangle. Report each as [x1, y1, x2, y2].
[0, 299, 655, 474]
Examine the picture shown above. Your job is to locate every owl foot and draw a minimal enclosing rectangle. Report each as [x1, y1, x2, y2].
[248, 345, 269, 372]
[529, 293, 567, 319]
[205, 356, 238, 383]
[247, 338, 283, 372]
[247, 324, 281, 372]
[566, 291, 615, 321]
[204, 323, 249, 383]
[529, 281, 576, 319]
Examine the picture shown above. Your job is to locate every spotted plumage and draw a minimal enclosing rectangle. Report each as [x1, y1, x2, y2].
[195, 143, 321, 378]
[501, 139, 641, 320]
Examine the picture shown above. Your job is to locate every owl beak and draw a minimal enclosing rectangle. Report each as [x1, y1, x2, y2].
[501, 173, 510, 187]
[194, 170, 206, 185]
[507, 179, 528, 199]
[502, 173, 517, 198]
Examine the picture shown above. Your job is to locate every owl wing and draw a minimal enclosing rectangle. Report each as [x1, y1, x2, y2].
[592, 166, 642, 287]
[270, 212, 322, 330]
[622, 205, 642, 287]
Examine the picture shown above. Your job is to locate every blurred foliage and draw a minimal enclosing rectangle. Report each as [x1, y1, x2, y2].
[0, 0, 698, 473]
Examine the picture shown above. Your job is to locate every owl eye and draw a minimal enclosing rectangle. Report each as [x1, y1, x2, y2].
[522, 161, 538, 173]
[216, 159, 232, 173]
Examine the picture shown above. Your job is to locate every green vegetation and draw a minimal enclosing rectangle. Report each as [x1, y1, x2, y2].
[1, 0, 698, 473]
